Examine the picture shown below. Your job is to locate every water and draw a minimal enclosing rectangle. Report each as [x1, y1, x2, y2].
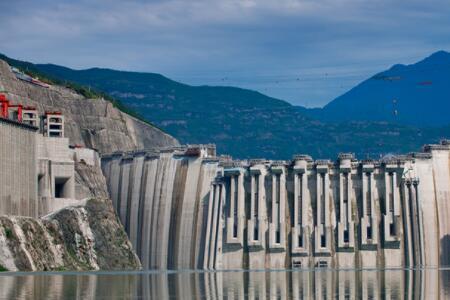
[1, 268, 449, 299]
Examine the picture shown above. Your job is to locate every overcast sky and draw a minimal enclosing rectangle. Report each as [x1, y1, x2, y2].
[1, 0, 449, 107]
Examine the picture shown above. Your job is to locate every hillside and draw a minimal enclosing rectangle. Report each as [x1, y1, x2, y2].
[310, 51, 450, 126]
[0, 59, 179, 154]
[2, 53, 450, 159]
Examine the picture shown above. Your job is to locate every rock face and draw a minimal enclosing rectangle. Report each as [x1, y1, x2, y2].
[0, 59, 179, 154]
[75, 162, 110, 200]
[0, 198, 141, 272]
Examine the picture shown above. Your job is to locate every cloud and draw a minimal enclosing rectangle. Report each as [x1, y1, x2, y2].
[1, 0, 450, 106]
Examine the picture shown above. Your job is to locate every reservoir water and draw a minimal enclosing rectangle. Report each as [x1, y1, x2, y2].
[1, 268, 449, 299]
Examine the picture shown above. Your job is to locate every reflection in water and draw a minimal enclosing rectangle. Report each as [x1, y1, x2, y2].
[0, 269, 449, 299]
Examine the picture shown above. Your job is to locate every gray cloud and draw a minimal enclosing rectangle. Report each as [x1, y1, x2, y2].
[1, 0, 450, 106]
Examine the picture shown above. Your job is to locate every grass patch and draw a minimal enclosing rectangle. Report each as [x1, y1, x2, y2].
[4, 227, 13, 239]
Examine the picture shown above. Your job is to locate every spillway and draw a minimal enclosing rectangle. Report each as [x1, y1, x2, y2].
[101, 141, 450, 270]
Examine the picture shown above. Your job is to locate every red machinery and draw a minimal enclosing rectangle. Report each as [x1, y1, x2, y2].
[0, 94, 9, 118]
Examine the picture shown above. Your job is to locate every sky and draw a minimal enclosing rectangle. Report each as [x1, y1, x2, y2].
[1, 0, 450, 107]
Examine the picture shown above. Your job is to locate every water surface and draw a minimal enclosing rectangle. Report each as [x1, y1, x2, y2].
[1, 268, 449, 299]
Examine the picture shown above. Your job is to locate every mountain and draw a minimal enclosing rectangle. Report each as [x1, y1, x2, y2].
[310, 51, 450, 126]
[0, 57, 178, 154]
[2, 52, 450, 159]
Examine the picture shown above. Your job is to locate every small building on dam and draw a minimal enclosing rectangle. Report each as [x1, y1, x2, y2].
[102, 140, 450, 270]
[0, 93, 94, 216]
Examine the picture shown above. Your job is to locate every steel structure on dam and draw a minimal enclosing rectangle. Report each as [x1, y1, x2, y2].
[101, 141, 450, 270]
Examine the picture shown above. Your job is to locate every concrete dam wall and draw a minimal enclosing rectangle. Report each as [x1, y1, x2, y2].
[101, 142, 450, 270]
[101, 145, 218, 269]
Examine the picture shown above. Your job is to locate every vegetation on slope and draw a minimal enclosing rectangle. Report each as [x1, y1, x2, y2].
[0, 54, 160, 129]
[34, 58, 450, 159]
[3, 52, 450, 159]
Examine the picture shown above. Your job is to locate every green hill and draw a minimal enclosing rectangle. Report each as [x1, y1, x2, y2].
[3, 53, 450, 159]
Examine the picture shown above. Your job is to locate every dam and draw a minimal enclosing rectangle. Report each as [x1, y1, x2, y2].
[101, 141, 450, 270]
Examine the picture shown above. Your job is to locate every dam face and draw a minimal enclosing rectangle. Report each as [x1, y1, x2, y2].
[101, 142, 450, 270]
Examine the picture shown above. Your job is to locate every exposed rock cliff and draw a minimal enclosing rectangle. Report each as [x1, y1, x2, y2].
[75, 162, 109, 200]
[0, 198, 141, 271]
[0, 59, 179, 154]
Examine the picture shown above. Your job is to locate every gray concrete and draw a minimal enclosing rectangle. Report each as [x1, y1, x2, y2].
[1, 110, 81, 217]
[103, 141, 450, 270]
[0, 118, 38, 216]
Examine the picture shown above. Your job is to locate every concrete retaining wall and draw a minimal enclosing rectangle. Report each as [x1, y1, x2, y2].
[0, 118, 38, 217]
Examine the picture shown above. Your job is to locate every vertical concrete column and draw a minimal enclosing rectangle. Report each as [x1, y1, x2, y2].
[204, 182, 225, 270]
[392, 171, 398, 215]
[315, 161, 331, 257]
[362, 170, 367, 218]
[248, 163, 266, 249]
[317, 172, 323, 226]
[384, 161, 406, 268]
[413, 179, 425, 266]
[410, 179, 424, 266]
[384, 171, 391, 213]
[247, 162, 267, 269]
[118, 157, 132, 229]
[292, 171, 308, 251]
[292, 173, 303, 246]
[339, 173, 345, 224]
[369, 171, 378, 244]
[229, 175, 236, 236]
[203, 183, 216, 269]
[346, 173, 353, 233]
[402, 179, 414, 267]
[222, 166, 245, 269]
[324, 172, 330, 227]
[128, 152, 146, 249]
[291, 155, 311, 268]
[337, 154, 355, 251]
[272, 173, 279, 241]
[224, 167, 245, 246]
[292, 170, 302, 249]
[361, 162, 378, 248]
[383, 165, 400, 245]
[337, 172, 347, 248]
[269, 164, 286, 250]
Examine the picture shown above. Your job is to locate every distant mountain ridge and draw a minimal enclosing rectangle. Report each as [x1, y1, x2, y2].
[308, 51, 450, 126]
[2, 51, 450, 159]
